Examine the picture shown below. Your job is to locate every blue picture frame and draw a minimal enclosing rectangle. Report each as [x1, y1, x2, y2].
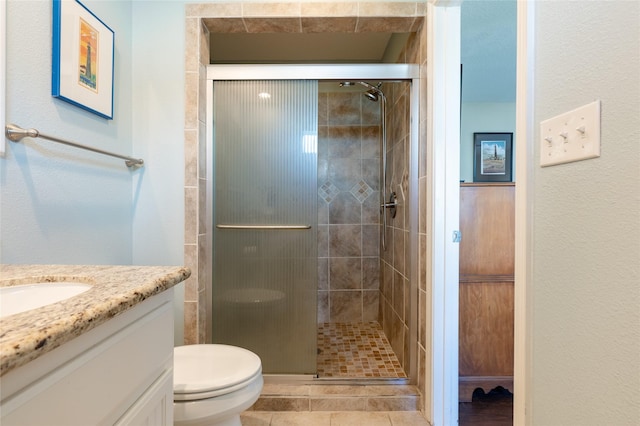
[52, 0, 114, 119]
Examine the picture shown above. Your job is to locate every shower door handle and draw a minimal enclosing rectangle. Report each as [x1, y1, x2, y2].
[216, 224, 311, 230]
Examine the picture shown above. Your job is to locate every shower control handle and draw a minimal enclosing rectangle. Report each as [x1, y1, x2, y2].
[381, 192, 398, 219]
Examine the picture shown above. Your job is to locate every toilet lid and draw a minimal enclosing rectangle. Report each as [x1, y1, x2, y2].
[173, 344, 262, 396]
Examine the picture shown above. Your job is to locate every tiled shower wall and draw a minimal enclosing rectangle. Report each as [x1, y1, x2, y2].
[184, 0, 429, 416]
[379, 80, 412, 374]
[317, 90, 382, 323]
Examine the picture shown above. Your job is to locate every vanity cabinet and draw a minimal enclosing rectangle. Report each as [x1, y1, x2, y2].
[0, 291, 174, 425]
[458, 183, 515, 402]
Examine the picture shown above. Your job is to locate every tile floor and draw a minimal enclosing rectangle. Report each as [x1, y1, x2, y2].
[241, 410, 430, 425]
[317, 322, 406, 378]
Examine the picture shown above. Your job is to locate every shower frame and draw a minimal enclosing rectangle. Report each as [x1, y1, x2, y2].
[205, 63, 420, 383]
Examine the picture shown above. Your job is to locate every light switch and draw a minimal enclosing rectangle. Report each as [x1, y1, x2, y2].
[540, 100, 601, 167]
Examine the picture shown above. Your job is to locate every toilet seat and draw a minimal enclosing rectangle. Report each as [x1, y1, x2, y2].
[174, 344, 262, 402]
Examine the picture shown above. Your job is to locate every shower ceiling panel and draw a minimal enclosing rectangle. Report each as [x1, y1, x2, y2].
[209, 32, 410, 64]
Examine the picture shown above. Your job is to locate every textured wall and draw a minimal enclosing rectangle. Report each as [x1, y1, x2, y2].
[532, 1, 640, 424]
[2, 0, 134, 265]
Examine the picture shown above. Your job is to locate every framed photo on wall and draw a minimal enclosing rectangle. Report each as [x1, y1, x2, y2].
[473, 132, 513, 182]
[52, 0, 114, 119]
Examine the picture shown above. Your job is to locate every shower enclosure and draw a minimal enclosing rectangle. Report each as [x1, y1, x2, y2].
[207, 65, 420, 379]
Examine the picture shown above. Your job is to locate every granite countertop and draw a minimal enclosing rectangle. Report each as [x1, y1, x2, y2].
[0, 264, 191, 376]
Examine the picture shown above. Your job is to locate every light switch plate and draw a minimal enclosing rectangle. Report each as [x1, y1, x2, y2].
[540, 100, 601, 167]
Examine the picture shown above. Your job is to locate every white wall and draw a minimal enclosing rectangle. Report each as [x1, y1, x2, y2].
[532, 1, 640, 424]
[460, 102, 515, 182]
[1, 0, 134, 265]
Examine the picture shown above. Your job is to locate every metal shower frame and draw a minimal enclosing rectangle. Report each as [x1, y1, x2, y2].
[205, 63, 420, 383]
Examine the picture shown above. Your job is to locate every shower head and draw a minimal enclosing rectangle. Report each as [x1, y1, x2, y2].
[338, 81, 385, 103]
[364, 90, 379, 102]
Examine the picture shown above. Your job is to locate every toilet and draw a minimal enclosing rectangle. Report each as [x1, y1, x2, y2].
[173, 344, 263, 426]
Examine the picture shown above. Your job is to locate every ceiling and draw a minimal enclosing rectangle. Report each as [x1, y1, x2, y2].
[209, 1, 516, 102]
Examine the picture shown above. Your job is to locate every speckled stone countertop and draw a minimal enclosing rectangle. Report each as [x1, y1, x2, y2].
[0, 264, 190, 376]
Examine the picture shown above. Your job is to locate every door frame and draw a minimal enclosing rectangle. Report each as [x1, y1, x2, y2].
[430, 0, 534, 424]
[513, 1, 535, 424]
[426, 2, 461, 424]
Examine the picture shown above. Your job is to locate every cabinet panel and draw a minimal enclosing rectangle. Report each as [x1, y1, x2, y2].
[459, 184, 515, 276]
[459, 281, 514, 376]
[1, 296, 173, 426]
[115, 368, 173, 426]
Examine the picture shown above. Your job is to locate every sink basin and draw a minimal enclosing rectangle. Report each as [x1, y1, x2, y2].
[0, 282, 92, 318]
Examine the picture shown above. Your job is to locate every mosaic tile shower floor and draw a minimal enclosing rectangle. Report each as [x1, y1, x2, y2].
[317, 322, 407, 378]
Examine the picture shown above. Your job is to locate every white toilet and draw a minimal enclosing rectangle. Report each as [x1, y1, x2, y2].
[173, 344, 263, 426]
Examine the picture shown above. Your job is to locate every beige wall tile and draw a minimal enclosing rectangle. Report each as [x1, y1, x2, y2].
[252, 397, 310, 412]
[356, 17, 416, 33]
[365, 385, 419, 396]
[244, 17, 301, 33]
[357, 2, 417, 17]
[198, 63, 207, 124]
[197, 234, 207, 292]
[240, 411, 273, 425]
[184, 129, 197, 187]
[309, 385, 367, 396]
[330, 290, 363, 322]
[199, 21, 210, 66]
[366, 396, 419, 411]
[183, 301, 198, 344]
[184, 72, 199, 130]
[184, 186, 197, 245]
[302, 17, 357, 33]
[198, 179, 207, 235]
[262, 384, 311, 396]
[186, 3, 242, 18]
[198, 120, 206, 180]
[301, 2, 358, 17]
[203, 17, 247, 34]
[184, 18, 200, 73]
[387, 411, 430, 425]
[183, 244, 198, 302]
[310, 397, 367, 411]
[243, 2, 302, 17]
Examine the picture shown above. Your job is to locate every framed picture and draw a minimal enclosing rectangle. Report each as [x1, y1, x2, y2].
[473, 132, 513, 182]
[52, 0, 114, 119]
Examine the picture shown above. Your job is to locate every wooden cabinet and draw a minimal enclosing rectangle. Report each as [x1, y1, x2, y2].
[459, 183, 514, 402]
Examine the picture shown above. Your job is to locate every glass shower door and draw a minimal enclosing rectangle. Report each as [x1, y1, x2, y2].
[212, 80, 318, 374]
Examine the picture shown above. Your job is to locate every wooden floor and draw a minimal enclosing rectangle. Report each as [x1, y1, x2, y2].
[459, 387, 513, 425]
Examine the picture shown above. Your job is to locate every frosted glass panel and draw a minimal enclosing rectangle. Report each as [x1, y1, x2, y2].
[212, 81, 318, 374]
